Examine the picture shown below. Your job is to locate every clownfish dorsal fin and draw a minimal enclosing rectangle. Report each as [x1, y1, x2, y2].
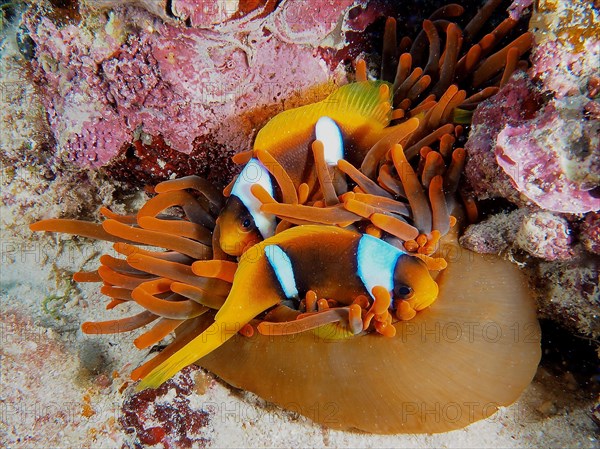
[254, 81, 392, 153]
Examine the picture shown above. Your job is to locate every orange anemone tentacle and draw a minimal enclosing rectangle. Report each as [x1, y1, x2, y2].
[102, 219, 212, 260]
[170, 282, 227, 310]
[381, 17, 398, 83]
[73, 271, 102, 283]
[370, 213, 420, 241]
[261, 202, 360, 226]
[255, 149, 299, 205]
[250, 183, 277, 205]
[440, 89, 467, 124]
[460, 86, 499, 108]
[134, 318, 187, 349]
[429, 175, 451, 236]
[99, 254, 147, 275]
[391, 144, 432, 233]
[404, 123, 454, 159]
[422, 151, 445, 188]
[29, 219, 127, 243]
[463, 0, 504, 43]
[138, 190, 215, 229]
[395, 67, 423, 101]
[377, 164, 407, 197]
[191, 260, 237, 283]
[154, 175, 224, 210]
[81, 311, 158, 334]
[113, 242, 194, 264]
[500, 46, 520, 88]
[257, 308, 349, 336]
[137, 216, 213, 245]
[431, 23, 461, 98]
[422, 20, 441, 77]
[100, 285, 133, 301]
[472, 32, 533, 87]
[337, 159, 393, 199]
[355, 59, 368, 82]
[125, 254, 232, 296]
[352, 193, 411, 216]
[444, 148, 466, 194]
[428, 85, 459, 128]
[132, 280, 208, 320]
[297, 183, 310, 204]
[311, 140, 339, 206]
[97, 265, 156, 290]
[393, 52, 412, 94]
[100, 207, 138, 224]
[360, 117, 420, 179]
[230, 150, 253, 165]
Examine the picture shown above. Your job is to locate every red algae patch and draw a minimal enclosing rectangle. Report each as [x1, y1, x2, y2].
[120, 366, 211, 448]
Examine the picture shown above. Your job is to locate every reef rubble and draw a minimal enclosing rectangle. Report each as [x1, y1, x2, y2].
[460, 0, 599, 339]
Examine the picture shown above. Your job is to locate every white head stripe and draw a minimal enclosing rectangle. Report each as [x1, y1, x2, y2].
[231, 158, 276, 239]
[315, 116, 344, 166]
[265, 244, 299, 299]
[356, 234, 405, 300]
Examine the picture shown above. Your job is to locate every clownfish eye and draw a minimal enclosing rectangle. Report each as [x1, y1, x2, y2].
[394, 285, 413, 299]
[241, 217, 252, 229]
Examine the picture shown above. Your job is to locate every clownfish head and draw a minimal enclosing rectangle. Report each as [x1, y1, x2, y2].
[219, 158, 276, 256]
[393, 255, 439, 311]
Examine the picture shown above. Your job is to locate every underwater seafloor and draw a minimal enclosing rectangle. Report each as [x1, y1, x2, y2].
[1, 0, 599, 448]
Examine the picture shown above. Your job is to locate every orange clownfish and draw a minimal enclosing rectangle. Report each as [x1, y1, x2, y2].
[217, 81, 420, 256]
[137, 225, 438, 390]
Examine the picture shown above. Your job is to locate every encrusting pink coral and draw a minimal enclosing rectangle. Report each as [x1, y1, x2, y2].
[25, 1, 361, 169]
[463, 73, 599, 214]
[495, 99, 599, 214]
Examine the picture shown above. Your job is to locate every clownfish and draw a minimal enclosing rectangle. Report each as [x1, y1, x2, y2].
[218, 117, 345, 256]
[217, 81, 420, 256]
[137, 225, 438, 390]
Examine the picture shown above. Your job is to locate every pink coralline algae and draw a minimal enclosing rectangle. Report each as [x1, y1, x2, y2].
[508, 0, 534, 21]
[464, 73, 599, 215]
[25, 0, 362, 172]
[464, 0, 599, 217]
[463, 72, 536, 205]
[495, 99, 599, 214]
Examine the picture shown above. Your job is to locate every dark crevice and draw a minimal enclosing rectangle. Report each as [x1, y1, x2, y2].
[165, 0, 176, 19]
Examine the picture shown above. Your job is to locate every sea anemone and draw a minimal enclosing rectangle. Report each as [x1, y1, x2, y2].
[30, 0, 540, 434]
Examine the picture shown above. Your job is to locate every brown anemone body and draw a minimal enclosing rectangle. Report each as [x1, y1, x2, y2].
[197, 234, 540, 434]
